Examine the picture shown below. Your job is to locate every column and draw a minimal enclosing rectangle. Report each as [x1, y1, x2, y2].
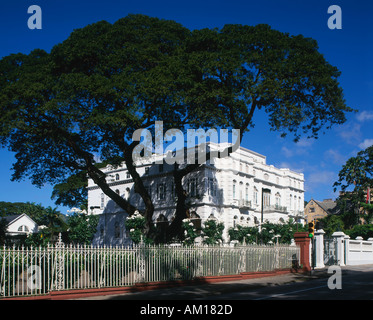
[314, 229, 325, 269]
[294, 232, 311, 272]
[344, 234, 350, 266]
[332, 231, 346, 266]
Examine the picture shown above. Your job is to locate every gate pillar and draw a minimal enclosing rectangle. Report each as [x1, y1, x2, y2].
[294, 232, 311, 272]
[332, 231, 346, 266]
[314, 229, 325, 268]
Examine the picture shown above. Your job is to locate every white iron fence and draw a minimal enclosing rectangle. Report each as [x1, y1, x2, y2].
[0, 236, 300, 298]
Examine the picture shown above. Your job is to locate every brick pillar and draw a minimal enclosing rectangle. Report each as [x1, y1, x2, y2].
[294, 232, 311, 272]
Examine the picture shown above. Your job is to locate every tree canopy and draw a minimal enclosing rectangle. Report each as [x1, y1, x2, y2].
[333, 145, 373, 226]
[0, 14, 354, 242]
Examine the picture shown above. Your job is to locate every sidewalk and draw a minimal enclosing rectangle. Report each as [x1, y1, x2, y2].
[71, 268, 330, 300]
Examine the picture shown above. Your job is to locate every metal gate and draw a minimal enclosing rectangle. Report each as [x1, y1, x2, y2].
[324, 238, 338, 265]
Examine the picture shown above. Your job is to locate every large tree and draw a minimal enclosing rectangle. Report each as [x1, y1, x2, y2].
[0, 14, 353, 242]
[333, 145, 373, 226]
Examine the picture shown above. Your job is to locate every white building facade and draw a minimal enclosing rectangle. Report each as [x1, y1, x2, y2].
[88, 144, 305, 245]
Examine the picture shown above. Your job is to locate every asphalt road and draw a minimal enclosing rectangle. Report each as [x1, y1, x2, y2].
[74, 265, 373, 301]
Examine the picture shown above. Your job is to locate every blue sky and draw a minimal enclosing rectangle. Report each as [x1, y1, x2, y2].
[0, 0, 372, 214]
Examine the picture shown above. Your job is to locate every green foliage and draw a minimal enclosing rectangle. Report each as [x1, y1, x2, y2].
[0, 14, 353, 242]
[125, 211, 154, 245]
[317, 215, 345, 237]
[333, 145, 373, 227]
[181, 219, 200, 245]
[0, 218, 7, 245]
[228, 220, 306, 245]
[51, 171, 88, 210]
[201, 219, 224, 245]
[65, 212, 99, 244]
[181, 218, 224, 245]
[345, 224, 373, 240]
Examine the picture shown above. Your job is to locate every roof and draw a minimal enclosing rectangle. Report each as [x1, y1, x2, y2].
[1, 213, 38, 226]
[314, 199, 338, 214]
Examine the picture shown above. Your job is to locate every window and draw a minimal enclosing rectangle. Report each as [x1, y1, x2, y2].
[17, 225, 29, 232]
[309, 207, 315, 213]
[233, 180, 237, 200]
[275, 193, 281, 206]
[239, 181, 243, 200]
[101, 193, 105, 209]
[126, 171, 131, 179]
[114, 222, 120, 238]
[233, 215, 238, 228]
[208, 178, 216, 197]
[245, 184, 249, 201]
[145, 185, 151, 198]
[170, 183, 177, 199]
[253, 187, 258, 205]
[157, 183, 166, 200]
[263, 192, 270, 207]
[188, 178, 198, 197]
[115, 173, 120, 181]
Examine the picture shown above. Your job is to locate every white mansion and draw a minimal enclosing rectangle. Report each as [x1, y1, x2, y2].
[88, 143, 305, 245]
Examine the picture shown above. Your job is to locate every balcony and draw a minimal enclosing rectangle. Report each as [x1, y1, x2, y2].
[238, 199, 252, 209]
[263, 205, 288, 214]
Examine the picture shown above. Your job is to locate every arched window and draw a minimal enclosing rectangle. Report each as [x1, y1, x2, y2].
[253, 187, 258, 205]
[275, 192, 281, 207]
[245, 184, 249, 202]
[189, 211, 202, 232]
[17, 225, 29, 232]
[114, 221, 120, 238]
[115, 173, 120, 181]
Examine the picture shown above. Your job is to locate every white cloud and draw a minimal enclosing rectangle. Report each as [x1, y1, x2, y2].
[295, 138, 314, 148]
[336, 122, 362, 145]
[358, 139, 373, 149]
[356, 110, 373, 122]
[307, 170, 336, 185]
[278, 161, 304, 173]
[324, 149, 347, 165]
[281, 146, 293, 158]
[280, 138, 313, 158]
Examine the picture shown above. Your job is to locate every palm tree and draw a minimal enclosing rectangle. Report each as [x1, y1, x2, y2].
[40, 207, 67, 242]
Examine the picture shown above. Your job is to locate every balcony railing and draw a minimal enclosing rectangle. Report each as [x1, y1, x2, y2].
[263, 205, 288, 213]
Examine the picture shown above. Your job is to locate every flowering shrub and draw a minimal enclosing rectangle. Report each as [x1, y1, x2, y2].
[228, 220, 306, 244]
[181, 219, 200, 245]
[202, 219, 224, 245]
[182, 218, 225, 245]
[125, 211, 153, 244]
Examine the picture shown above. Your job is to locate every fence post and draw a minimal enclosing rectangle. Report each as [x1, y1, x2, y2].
[314, 229, 325, 269]
[344, 234, 350, 265]
[332, 231, 346, 266]
[294, 232, 311, 272]
[55, 233, 65, 291]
